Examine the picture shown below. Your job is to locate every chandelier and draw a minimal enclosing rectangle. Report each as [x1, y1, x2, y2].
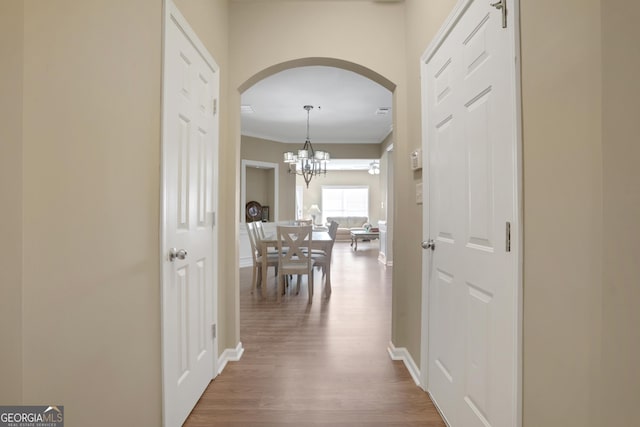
[283, 105, 330, 188]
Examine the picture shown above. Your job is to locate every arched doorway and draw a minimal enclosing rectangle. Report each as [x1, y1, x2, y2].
[236, 56, 397, 343]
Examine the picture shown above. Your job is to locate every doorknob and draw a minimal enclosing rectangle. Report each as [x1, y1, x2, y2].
[169, 248, 188, 261]
[421, 239, 435, 250]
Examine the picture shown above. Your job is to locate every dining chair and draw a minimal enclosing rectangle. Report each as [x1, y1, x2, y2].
[246, 221, 278, 295]
[254, 220, 266, 239]
[312, 220, 338, 297]
[254, 220, 279, 255]
[277, 225, 314, 304]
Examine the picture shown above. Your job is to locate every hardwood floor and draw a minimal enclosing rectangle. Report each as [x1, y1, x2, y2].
[184, 242, 445, 426]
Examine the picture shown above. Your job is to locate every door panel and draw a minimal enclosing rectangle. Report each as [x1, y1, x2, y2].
[422, 1, 519, 426]
[163, 3, 219, 426]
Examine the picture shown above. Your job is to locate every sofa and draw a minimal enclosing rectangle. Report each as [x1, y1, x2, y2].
[326, 216, 369, 241]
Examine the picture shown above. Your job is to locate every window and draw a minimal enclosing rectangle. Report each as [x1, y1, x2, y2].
[321, 186, 369, 222]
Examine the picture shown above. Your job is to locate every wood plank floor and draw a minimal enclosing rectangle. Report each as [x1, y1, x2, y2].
[184, 241, 445, 426]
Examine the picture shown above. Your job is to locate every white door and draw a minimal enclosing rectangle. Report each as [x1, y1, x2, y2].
[162, 2, 219, 426]
[421, 1, 520, 426]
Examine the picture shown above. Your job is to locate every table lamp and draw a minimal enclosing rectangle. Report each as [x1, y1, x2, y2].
[308, 204, 321, 225]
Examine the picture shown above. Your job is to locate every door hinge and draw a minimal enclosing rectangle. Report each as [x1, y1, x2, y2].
[212, 324, 216, 339]
[210, 211, 216, 227]
[213, 98, 217, 115]
[505, 221, 511, 252]
[490, 0, 507, 28]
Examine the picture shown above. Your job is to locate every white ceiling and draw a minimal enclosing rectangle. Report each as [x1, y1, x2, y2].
[240, 66, 393, 145]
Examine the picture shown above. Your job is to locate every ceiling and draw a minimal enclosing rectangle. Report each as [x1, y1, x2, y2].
[240, 66, 393, 145]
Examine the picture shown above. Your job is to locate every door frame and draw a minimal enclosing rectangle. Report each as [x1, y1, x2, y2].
[418, 0, 523, 424]
[160, 0, 220, 424]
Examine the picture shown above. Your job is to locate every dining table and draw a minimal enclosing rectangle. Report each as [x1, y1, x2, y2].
[259, 230, 334, 298]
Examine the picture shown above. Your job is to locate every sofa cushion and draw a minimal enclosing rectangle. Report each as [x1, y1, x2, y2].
[326, 216, 368, 241]
[326, 216, 368, 230]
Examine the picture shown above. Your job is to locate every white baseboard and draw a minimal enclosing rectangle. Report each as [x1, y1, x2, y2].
[387, 342, 421, 387]
[217, 342, 244, 375]
[378, 252, 387, 265]
[378, 253, 393, 267]
[239, 256, 252, 268]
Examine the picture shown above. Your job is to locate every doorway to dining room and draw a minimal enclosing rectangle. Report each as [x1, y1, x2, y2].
[237, 57, 396, 293]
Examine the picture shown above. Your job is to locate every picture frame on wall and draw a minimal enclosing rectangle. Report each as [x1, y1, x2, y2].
[261, 206, 270, 222]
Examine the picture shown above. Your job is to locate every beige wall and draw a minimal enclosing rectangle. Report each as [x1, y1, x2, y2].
[298, 170, 382, 225]
[520, 1, 603, 425]
[245, 167, 273, 217]
[601, 3, 640, 426]
[402, 0, 457, 363]
[241, 136, 296, 220]
[21, 0, 163, 424]
[0, 0, 24, 404]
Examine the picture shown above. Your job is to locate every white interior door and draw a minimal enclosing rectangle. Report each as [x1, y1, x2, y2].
[421, 1, 521, 426]
[162, 2, 219, 426]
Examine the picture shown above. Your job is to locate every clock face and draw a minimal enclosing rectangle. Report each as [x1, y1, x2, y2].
[246, 201, 262, 221]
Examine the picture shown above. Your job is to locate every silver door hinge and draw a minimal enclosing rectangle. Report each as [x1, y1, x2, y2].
[490, 0, 507, 28]
[213, 98, 217, 115]
[212, 324, 216, 339]
[211, 212, 216, 227]
[505, 222, 511, 252]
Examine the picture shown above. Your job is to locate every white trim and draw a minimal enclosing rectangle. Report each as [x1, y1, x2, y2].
[217, 342, 245, 375]
[239, 256, 253, 268]
[419, 1, 523, 426]
[428, 391, 453, 427]
[241, 159, 279, 222]
[377, 253, 393, 267]
[512, 1, 524, 424]
[378, 252, 387, 265]
[387, 342, 421, 388]
[419, 29, 433, 395]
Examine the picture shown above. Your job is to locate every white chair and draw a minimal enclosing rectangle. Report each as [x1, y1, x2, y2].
[254, 220, 266, 239]
[312, 220, 339, 297]
[255, 220, 278, 255]
[246, 221, 278, 295]
[277, 225, 314, 304]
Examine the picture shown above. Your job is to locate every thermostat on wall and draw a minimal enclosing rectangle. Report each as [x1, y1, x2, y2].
[410, 149, 422, 170]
